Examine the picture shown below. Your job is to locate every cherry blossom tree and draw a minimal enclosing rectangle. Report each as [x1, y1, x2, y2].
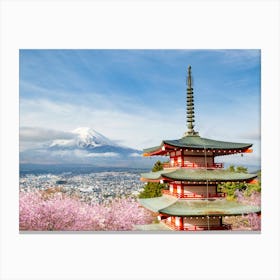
[234, 189, 261, 230]
[19, 190, 154, 231]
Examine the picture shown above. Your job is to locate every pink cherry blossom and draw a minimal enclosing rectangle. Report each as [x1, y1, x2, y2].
[234, 190, 261, 230]
[19, 190, 154, 231]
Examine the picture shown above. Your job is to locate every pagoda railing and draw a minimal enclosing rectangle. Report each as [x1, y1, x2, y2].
[163, 220, 231, 231]
[162, 162, 224, 169]
[162, 190, 225, 199]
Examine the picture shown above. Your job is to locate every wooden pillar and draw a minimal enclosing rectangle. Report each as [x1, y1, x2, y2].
[170, 156, 174, 167]
[219, 217, 223, 227]
[177, 183, 182, 197]
[171, 216, 175, 228]
[180, 217, 184, 230]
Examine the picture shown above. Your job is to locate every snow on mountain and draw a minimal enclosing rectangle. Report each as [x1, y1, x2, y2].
[20, 127, 152, 166]
[50, 127, 118, 149]
[73, 127, 116, 147]
[46, 126, 143, 159]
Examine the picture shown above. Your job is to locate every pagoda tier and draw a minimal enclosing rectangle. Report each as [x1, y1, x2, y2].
[163, 216, 231, 231]
[141, 169, 257, 183]
[134, 219, 230, 231]
[138, 195, 261, 231]
[140, 195, 261, 216]
[143, 135, 253, 158]
[141, 169, 257, 199]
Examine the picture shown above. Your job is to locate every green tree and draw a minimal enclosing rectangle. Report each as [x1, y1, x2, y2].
[219, 167, 261, 200]
[218, 182, 247, 200]
[138, 161, 166, 198]
[227, 165, 236, 172]
[152, 160, 164, 172]
[257, 170, 261, 184]
[244, 170, 261, 196]
[138, 182, 166, 198]
[236, 166, 248, 173]
[244, 183, 261, 196]
[227, 165, 247, 173]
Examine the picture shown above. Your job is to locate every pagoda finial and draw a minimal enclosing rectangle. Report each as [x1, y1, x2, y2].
[188, 65, 192, 88]
[184, 65, 199, 136]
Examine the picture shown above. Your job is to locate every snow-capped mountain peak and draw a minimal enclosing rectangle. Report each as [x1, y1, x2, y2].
[21, 126, 145, 165]
[49, 127, 117, 149]
[72, 127, 115, 148]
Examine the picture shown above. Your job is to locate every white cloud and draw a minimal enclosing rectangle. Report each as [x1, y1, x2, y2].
[86, 152, 119, 158]
[214, 49, 260, 69]
[50, 149, 119, 158]
[129, 152, 142, 157]
[19, 96, 261, 167]
[20, 126, 74, 142]
[238, 131, 261, 141]
[19, 82, 261, 168]
[20, 97, 184, 150]
[218, 153, 261, 170]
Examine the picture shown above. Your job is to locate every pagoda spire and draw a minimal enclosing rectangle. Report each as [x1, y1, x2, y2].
[184, 66, 199, 136]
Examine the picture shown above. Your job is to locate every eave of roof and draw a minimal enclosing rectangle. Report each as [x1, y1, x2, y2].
[143, 145, 162, 155]
[141, 169, 257, 182]
[140, 169, 176, 181]
[159, 199, 261, 216]
[138, 195, 261, 216]
[133, 223, 171, 231]
[161, 169, 257, 181]
[143, 135, 252, 155]
[138, 195, 178, 212]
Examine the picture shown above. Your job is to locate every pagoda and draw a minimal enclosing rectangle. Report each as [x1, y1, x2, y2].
[137, 66, 260, 231]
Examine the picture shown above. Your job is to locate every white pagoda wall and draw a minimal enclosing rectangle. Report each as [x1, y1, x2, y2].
[183, 156, 213, 166]
[182, 185, 217, 196]
[169, 153, 214, 167]
[183, 217, 221, 227]
[169, 184, 217, 196]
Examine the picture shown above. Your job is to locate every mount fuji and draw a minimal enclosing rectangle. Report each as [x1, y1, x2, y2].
[48, 127, 141, 156]
[20, 127, 152, 167]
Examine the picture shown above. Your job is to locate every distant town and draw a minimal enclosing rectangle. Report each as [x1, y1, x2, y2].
[19, 170, 146, 204]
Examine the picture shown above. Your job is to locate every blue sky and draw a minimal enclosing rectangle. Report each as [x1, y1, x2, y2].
[19, 49, 261, 167]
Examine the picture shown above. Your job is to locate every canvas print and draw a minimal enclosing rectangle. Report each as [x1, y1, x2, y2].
[19, 49, 261, 232]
